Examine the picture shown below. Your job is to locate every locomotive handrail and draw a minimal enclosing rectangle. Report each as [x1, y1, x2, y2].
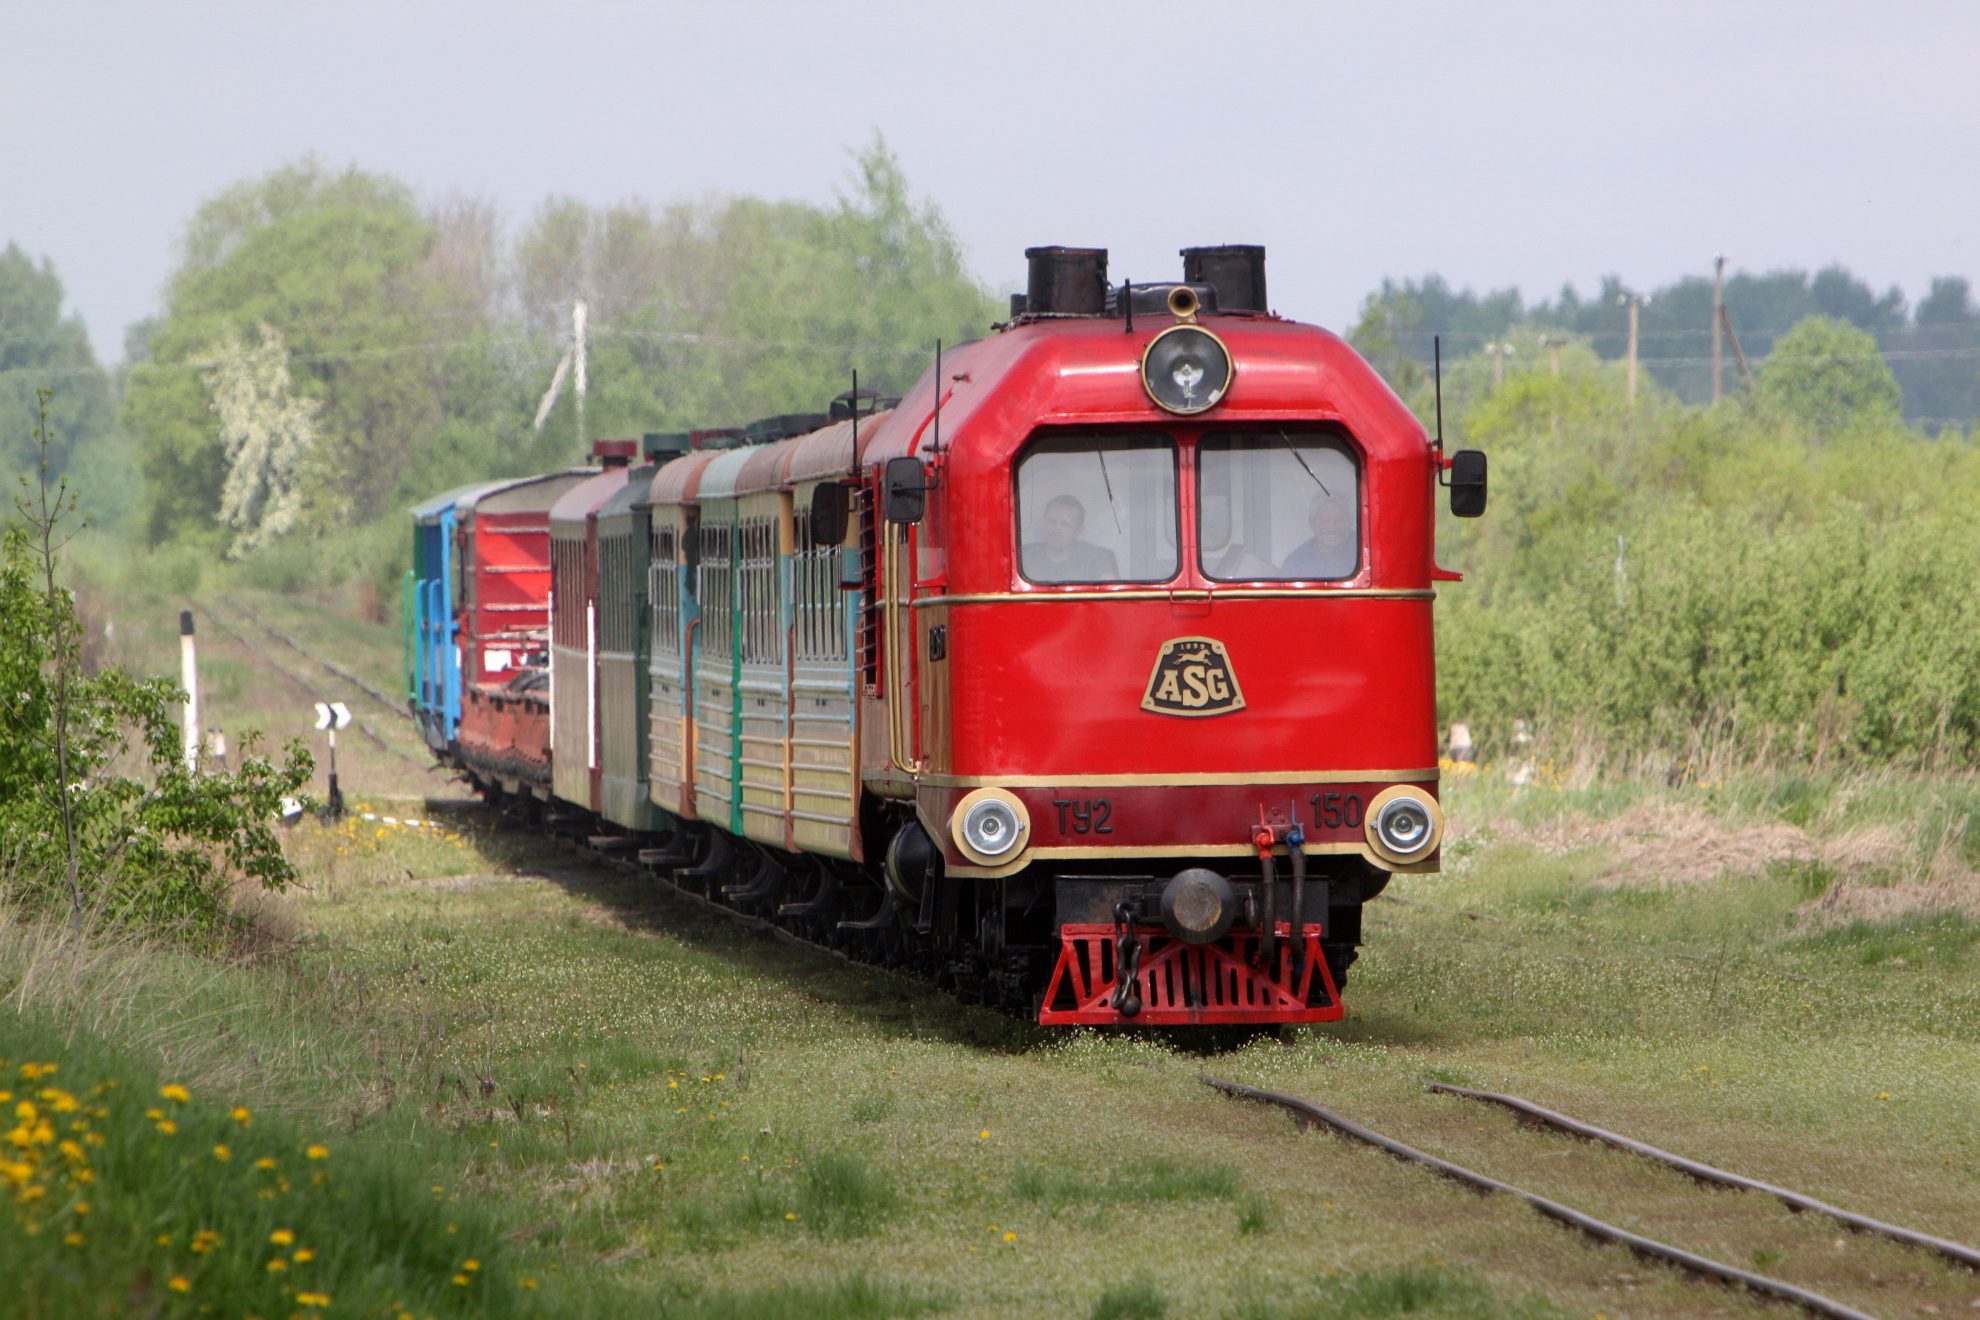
[884, 519, 926, 775]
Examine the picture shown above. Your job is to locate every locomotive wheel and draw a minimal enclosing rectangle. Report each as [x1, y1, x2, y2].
[1323, 941, 1357, 993]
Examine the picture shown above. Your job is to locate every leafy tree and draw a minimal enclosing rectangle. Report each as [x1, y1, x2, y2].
[524, 136, 998, 451]
[1889, 277, 1980, 433]
[1757, 315, 1900, 434]
[4, 392, 311, 934]
[0, 243, 114, 477]
[123, 161, 456, 545]
[202, 323, 321, 557]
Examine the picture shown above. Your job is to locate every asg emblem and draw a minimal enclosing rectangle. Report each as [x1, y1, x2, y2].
[1141, 637, 1246, 717]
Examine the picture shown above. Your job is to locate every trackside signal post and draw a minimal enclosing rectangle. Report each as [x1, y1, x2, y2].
[179, 611, 201, 771]
[313, 700, 352, 818]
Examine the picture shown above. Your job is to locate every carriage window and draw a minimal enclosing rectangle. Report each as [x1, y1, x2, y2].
[1199, 432, 1360, 582]
[739, 516, 781, 665]
[697, 523, 733, 660]
[1016, 434, 1177, 584]
[651, 522, 681, 658]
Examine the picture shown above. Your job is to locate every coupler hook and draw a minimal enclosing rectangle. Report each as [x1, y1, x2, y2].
[1111, 901, 1143, 1018]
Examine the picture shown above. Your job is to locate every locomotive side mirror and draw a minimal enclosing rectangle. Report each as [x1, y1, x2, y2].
[809, 481, 850, 545]
[1448, 449, 1488, 518]
[883, 456, 929, 524]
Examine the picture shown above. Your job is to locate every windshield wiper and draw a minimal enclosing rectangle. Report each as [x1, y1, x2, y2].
[1094, 449, 1125, 534]
[1277, 430, 1331, 498]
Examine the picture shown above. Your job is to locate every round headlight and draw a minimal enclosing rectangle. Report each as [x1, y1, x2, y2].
[1364, 785, 1445, 866]
[963, 799, 1019, 855]
[1141, 325, 1232, 415]
[1376, 798, 1432, 855]
[951, 788, 1031, 867]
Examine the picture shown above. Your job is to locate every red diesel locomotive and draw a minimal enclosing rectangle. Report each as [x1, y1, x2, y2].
[407, 244, 1486, 1027]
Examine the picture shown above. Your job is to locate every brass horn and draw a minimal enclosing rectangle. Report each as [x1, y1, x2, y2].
[1166, 285, 1201, 325]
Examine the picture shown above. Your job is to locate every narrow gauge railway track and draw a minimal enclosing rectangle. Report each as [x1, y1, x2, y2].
[218, 599, 408, 717]
[1201, 1074, 1963, 1320]
[193, 600, 428, 769]
[1428, 1081, 1980, 1274]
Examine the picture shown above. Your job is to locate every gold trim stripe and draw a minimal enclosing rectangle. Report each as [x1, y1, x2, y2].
[943, 837, 1417, 879]
[917, 588, 1434, 607]
[921, 768, 1438, 789]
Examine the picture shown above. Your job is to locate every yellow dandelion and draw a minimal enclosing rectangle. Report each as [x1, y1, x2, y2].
[267, 1258, 288, 1273]
[978, 1129, 990, 1139]
[784, 1212, 797, 1221]
[451, 1274, 469, 1286]
[1876, 1091, 1892, 1101]
[155, 1119, 177, 1136]
[144, 1108, 163, 1121]
[255, 1156, 277, 1170]
[1003, 1231, 1017, 1243]
[270, 1228, 295, 1246]
[521, 1278, 538, 1290]
[212, 1144, 231, 1161]
[64, 1231, 84, 1246]
[296, 1292, 330, 1307]
[159, 1084, 191, 1103]
[462, 1259, 479, 1272]
[305, 1144, 329, 1161]
[156, 1234, 172, 1246]
[168, 1277, 191, 1294]
[294, 1248, 315, 1263]
[231, 1107, 252, 1126]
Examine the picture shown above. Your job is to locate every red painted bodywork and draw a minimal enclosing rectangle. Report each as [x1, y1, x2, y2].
[457, 684, 551, 790]
[856, 316, 1440, 823]
[465, 512, 554, 688]
[849, 313, 1444, 1025]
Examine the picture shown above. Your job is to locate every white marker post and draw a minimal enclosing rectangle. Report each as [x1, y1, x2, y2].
[179, 610, 201, 773]
[313, 700, 353, 817]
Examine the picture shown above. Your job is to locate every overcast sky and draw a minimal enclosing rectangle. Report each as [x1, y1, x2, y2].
[7, 1, 1977, 363]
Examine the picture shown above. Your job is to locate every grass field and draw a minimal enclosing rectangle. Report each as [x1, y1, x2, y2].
[5, 579, 1978, 1317]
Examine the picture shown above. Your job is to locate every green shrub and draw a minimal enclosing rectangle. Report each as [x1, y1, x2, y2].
[2, 400, 310, 937]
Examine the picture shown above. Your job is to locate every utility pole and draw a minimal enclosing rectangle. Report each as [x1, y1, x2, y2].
[1485, 341, 1514, 388]
[1542, 334, 1563, 376]
[573, 298, 589, 449]
[1712, 254, 1726, 404]
[1618, 291, 1642, 405]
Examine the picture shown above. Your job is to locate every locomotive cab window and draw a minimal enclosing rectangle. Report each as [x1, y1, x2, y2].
[1199, 430, 1361, 581]
[1016, 433, 1178, 585]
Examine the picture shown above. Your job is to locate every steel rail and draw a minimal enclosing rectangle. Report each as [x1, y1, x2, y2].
[1200, 1074, 1878, 1320]
[228, 600, 409, 716]
[192, 602, 421, 765]
[1428, 1081, 1980, 1273]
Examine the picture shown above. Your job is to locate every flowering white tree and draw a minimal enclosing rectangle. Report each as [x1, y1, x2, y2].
[201, 323, 320, 557]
